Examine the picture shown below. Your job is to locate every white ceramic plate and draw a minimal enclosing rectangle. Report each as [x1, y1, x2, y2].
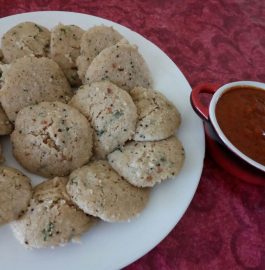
[0, 11, 205, 270]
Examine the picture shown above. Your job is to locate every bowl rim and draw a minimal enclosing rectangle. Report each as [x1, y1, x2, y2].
[209, 81, 265, 173]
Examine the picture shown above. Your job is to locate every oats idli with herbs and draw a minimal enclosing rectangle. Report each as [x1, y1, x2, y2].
[11, 102, 93, 177]
[11, 177, 95, 248]
[77, 25, 123, 82]
[108, 136, 185, 187]
[85, 43, 152, 91]
[1, 22, 50, 63]
[70, 81, 137, 158]
[0, 56, 72, 122]
[131, 86, 181, 141]
[50, 24, 84, 86]
[67, 160, 150, 222]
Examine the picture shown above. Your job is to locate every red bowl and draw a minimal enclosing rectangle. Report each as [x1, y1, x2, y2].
[190, 82, 265, 184]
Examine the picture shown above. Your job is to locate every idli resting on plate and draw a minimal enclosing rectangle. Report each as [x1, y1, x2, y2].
[1, 22, 50, 63]
[108, 136, 185, 187]
[70, 81, 137, 158]
[85, 43, 152, 91]
[11, 177, 95, 248]
[50, 24, 84, 86]
[67, 160, 150, 222]
[131, 87, 181, 141]
[11, 102, 93, 177]
[77, 25, 123, 82]
[0, 56, 72, 122]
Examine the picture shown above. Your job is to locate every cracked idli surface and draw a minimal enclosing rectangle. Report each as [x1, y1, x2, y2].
[131, 87, 181, 141]
[108, 137, 185, 187]
[11, 102, 93, 177]
[1, 22, 50, 63]
[70, 81, 137, 158]
[50, 24, 84, 86]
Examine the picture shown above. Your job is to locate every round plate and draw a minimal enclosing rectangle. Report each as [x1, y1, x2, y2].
[0, 11, 205, 270]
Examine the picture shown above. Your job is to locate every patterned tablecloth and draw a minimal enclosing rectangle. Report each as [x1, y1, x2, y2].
[0, 1, 264, 269]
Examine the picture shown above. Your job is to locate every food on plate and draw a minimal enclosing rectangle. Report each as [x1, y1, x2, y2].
[50, 24, 84, 86]
[131, 87, 181, 141]
[67, 160, 150, 222]
[70, 81, 137, 158]
[0, 56, 72, 122]
[1, 22, 50, 63]
[0, 166, 32, 226]
[0, 105, 12, 135]
[11, 101, 93, 177]
[85, 43, 152, 91]
[108, 136, 185, 187]
[11, 177, 95, 248]
[215, 86, 265, 166]
[77, 25, 123, 82]
[0, 20, 186, 250]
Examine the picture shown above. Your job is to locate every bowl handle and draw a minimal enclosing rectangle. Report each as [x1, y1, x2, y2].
[190, 83, 220, 121]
